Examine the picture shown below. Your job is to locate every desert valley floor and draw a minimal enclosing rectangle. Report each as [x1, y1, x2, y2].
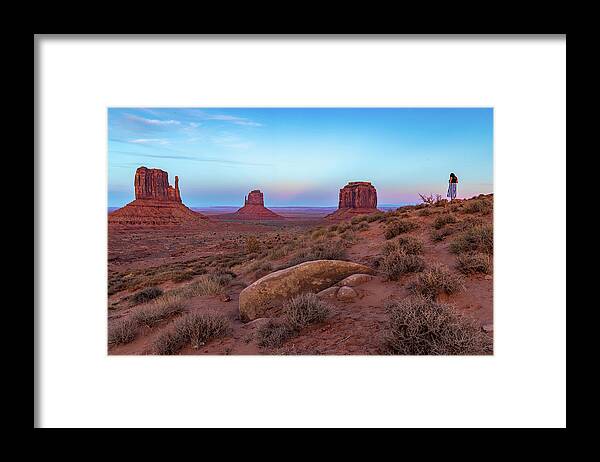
[108, 194, 493, 355]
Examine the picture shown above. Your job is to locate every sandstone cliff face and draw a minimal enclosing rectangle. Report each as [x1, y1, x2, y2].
[134, 167, 181, 203]
[338, 181, 377, 209]
[109, 166, 206, 228]
[326, 181, 379, 221]
[244, 190, 264, 206]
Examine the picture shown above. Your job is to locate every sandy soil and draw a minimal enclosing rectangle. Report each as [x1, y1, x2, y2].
[108, 196, 493, 355]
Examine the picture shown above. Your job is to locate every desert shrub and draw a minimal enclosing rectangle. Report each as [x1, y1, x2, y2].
[311, 228, 326, 239]
[380, 250, 425, 281]
[366, 212, 385, 223]
[433, 213, 458, 230]
[382, 236, 424, 256]
[462, 199, 492, 215]
[328, 224, 339, 232]
[384, 220, 418, 239]
[419, 193, 443, 205]
[172, 273, 230, 299]
[152, 311, 230, 355]
[133, 294, 186, 327]
[383, 297, 492, 355]
[108, 318, 138, 345]
[267, 246, 287, 260]
[430, 227, 455, 242]
[357, 221, 369, 231]
[284, 293, 331, 331]
[411, 265, 465, 299]
[132, 287, 163, 305]
[287, 240, 347, 266]
[418, 208, 433, 217]
[337, 222, 352, 233]
[450, 224, 493, 255]
[245, 236, 261, 253]
[456, 252, 492, 275]
[255, 262, 273, 279]
[172, 271, 195, 282]
[434, 199, 448, 207]
[256, 320, 295, 348]
[339, 229, 357, 242]
[211, 267, 236, 283]
[351, 215, 368, 225]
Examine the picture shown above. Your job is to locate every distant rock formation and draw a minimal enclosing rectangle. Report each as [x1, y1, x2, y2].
[134, 166, 182, 203]
[109, 167, 208, 228]
[216, 189, 284, 221]
[325, 181, 379, 221]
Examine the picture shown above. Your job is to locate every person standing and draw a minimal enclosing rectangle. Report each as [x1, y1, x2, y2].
[447, 172, 458, 201]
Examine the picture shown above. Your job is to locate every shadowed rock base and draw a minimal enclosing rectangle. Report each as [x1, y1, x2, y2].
[108, 199, 209, 228]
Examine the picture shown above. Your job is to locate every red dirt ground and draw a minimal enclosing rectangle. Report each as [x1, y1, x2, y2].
[108, 196, 493, 355]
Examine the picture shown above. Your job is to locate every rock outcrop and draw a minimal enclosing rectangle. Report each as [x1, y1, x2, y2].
[238, 259, 374, 321]
[134, 166, 181, 203]
[109, 166, 208, 228]
[325, 181, 379, 221]
[217, 189, 284, 221]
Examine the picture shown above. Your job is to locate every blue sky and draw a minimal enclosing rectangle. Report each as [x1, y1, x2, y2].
[108, 108, 493, 207]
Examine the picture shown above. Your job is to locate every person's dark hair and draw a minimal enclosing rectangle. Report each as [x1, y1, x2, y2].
[450, 173, 456, 179]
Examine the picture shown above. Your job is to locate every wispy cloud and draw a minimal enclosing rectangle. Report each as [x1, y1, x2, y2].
[129, 138, 170, 145]
[125, 114, 181, 126]
[110, 150, 272, 167]
[203, 114, 263, 127]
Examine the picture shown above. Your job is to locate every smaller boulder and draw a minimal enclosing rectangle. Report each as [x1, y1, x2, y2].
[338, 273, 373, 287]
[482, 324, 493, 333]
[337, 286, 358, 301]
[317, 286, 339, 299]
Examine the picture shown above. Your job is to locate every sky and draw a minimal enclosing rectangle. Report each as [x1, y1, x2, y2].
[108, 108, 493, 207]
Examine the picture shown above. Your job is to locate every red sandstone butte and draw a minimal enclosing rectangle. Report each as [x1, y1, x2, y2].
[220, 189, 284, 221]
[325, 181, 379, 221]
[108, 166, 208, 228]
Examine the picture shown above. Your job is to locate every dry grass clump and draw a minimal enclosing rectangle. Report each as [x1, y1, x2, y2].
[433, 213, 458, 229]
[351, 215, 369, 225]
[462, 199, 492, 215]
[411, 265, 465, 299]
[418, 207, 433, 217]
[430, 226, 455, 242]
[380, 250, 425, 281]
[108, 318, 138, 345]
[256, 320, 295, 348]
[339, 229, 357, 243]
[152, 311, 231, 355]
[287, 240, 347, 267]
[450, 224, 493, 255]
[284, 293, 331, 331]
[382, 236, 424, 256]
[383, 297, 492, 355]
[257, 293, 331, 349]
[132, 286, 163, 305]
[456, 252, 492, 275]
[311, 228, 327, 239]
[133, 294, 187, 327]
[171, 272, 232, 299]
[366, 212, 385, 223]
[384, 219, 418, 239]
[245, 236, 261, 253]
[254, 262, 274, 279]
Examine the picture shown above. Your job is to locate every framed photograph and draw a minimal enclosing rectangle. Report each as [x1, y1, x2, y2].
[35, 35, 566, 428]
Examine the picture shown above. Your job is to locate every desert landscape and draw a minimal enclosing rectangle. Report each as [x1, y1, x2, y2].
[108, 167, 493, 355]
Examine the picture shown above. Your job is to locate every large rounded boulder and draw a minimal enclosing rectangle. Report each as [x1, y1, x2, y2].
[239, 260, 375, 321]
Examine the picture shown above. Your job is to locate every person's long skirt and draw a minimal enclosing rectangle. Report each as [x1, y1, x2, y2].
[447, 182, 457, 200]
